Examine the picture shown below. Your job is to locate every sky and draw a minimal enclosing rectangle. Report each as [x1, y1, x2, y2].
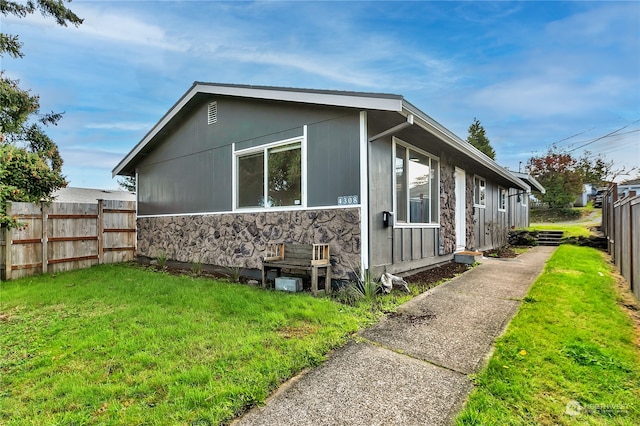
[3, 0, 639, 189]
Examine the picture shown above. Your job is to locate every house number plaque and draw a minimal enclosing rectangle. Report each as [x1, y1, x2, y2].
[337, 195, 359, 205]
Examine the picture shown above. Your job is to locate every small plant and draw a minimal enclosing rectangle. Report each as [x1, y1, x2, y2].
[156, 251, 167, 270]
[333, 267, 382, 309]
[223, 265, 242, 283]
[190, 258, 203, 276]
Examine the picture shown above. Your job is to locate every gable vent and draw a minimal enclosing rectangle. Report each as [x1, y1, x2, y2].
[207, 101, 218, 125]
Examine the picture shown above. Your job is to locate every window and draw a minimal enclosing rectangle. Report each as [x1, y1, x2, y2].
[474, 176, 486, 207]
[499, 187, 507, 211]
[394, 139, 439, 225]
[236, 141, 302, 209]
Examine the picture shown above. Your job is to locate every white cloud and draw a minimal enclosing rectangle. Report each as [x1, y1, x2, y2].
[72, 4, 189, 52]
[84, 122, 153, 131]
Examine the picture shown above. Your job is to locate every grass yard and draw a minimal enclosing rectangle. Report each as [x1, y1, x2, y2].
[529, 223, 592, 239]
[456, 245, 640, 425]
[0, 264, 399, 425]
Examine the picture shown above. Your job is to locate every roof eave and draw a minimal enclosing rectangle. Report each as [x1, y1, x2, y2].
[511, 171, 546, 194]
[401, 101, 530, 192]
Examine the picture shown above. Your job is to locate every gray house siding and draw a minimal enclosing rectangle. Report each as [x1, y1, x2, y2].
[137, 97, 360, 216]
[474, 180, 510, 251]
[508, 187, 529, 229]
[367, 128, 453, 276]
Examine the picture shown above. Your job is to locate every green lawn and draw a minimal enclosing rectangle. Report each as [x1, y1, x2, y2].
[529, 223, 592, 239]
[0, 264, 395, 425]
[456, 245, 640, 425]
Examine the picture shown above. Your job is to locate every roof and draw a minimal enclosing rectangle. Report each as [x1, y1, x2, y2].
[511, 172, 546, 194]
[620, 177, 640, 186]
[52, 187, 135, 203]
[113, 82, 529, 191]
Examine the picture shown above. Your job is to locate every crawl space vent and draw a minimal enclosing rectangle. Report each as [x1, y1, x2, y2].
[207, 101, 217, 125]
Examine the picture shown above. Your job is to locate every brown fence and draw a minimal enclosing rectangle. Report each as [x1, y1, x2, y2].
[602, 184, 639, 300]
[1, 200, 136, 280]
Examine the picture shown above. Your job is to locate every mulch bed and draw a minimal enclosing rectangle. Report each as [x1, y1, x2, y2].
[483, 247, 519, 258]
[402, 262, 471, 293]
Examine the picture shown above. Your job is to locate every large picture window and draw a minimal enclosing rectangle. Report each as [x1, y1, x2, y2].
[394, 139, 439, 225]
[236, 140, 302, 209]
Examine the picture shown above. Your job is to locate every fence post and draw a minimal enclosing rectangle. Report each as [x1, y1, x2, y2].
[97, 199, 104, 264]
[41, 203, 48, 274]
[5, 202, 12, 280]
[630, 198, 635, 294]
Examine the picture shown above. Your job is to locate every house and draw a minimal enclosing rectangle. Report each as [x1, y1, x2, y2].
[113, 83, 533, 280]
[51, 187, 136, 203]
[617, 177, 640, 199]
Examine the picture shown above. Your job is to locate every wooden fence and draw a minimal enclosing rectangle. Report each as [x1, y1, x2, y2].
[1, 200, 136, 280]
[602, 184, 639, 300]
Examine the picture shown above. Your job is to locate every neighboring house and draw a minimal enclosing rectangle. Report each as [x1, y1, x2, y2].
[617, 177, 640, 199]
[51, 187, 136, 203]
[574, 183, 595, 207]
[113, 83, 532, 278]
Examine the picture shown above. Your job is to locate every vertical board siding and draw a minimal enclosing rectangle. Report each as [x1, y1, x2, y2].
[602, 187, 639, 300]
[1, 200, 136, 280]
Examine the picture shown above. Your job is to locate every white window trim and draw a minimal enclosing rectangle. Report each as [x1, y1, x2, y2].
[233, 128, 307, 211]
[474, 175, 486, 208]
[498, 186, 507, 212]
[392, 137, 440, 228]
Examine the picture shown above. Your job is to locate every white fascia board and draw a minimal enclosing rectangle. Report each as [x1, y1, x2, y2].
[512, 171, 545, 193]
[113, 83, 403, 177]
[402, 101, 530, 192]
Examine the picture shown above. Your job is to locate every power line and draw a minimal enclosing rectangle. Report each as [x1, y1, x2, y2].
[551, 127, 596, 146]
[567, 120, 640, 153]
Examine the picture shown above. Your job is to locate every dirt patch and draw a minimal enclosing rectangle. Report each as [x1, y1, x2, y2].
[387, 309, 437, 326]
[483, 247, 519, 258]
[277, 323, 319, 339]
[402, 262, 471, 293]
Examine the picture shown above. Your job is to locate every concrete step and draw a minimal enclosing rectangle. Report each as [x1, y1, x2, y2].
[536, 230, 564, 246]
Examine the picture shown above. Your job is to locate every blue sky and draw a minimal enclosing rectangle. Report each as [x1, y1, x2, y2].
[3, 0, 639, 189]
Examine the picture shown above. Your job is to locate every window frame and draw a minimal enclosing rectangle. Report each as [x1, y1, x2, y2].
[392, 137, 440, 228]
[474, 175, 486, 208]
[233, 134, 306, 211]
[498, 186, 507, 212]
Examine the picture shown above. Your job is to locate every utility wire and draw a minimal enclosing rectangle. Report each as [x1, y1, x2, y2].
[567, 120, 640, 153]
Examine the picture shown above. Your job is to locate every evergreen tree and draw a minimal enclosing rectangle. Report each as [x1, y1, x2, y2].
[466, 118, 496, 160]
[1, 1, 82, 227]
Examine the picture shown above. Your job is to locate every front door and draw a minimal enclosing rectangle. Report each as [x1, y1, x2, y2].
[455, 167, 466, 252]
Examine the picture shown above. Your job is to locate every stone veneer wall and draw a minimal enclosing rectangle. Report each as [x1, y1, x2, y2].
[438, 158, 457, 255]
[465, 173, 477, 250]
[137, 208, 361, 278]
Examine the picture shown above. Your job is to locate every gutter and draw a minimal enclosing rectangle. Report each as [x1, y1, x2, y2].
[401, 101, 530, 192]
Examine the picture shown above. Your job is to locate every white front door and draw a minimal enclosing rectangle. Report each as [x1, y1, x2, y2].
[455, 167, 466, 252]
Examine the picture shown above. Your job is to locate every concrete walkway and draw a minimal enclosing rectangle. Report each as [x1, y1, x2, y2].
[234, 246, 556, 426]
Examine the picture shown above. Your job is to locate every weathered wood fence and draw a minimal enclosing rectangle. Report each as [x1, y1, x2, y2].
[602, 183, 639, 300]
[1, 200, 136, 280]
